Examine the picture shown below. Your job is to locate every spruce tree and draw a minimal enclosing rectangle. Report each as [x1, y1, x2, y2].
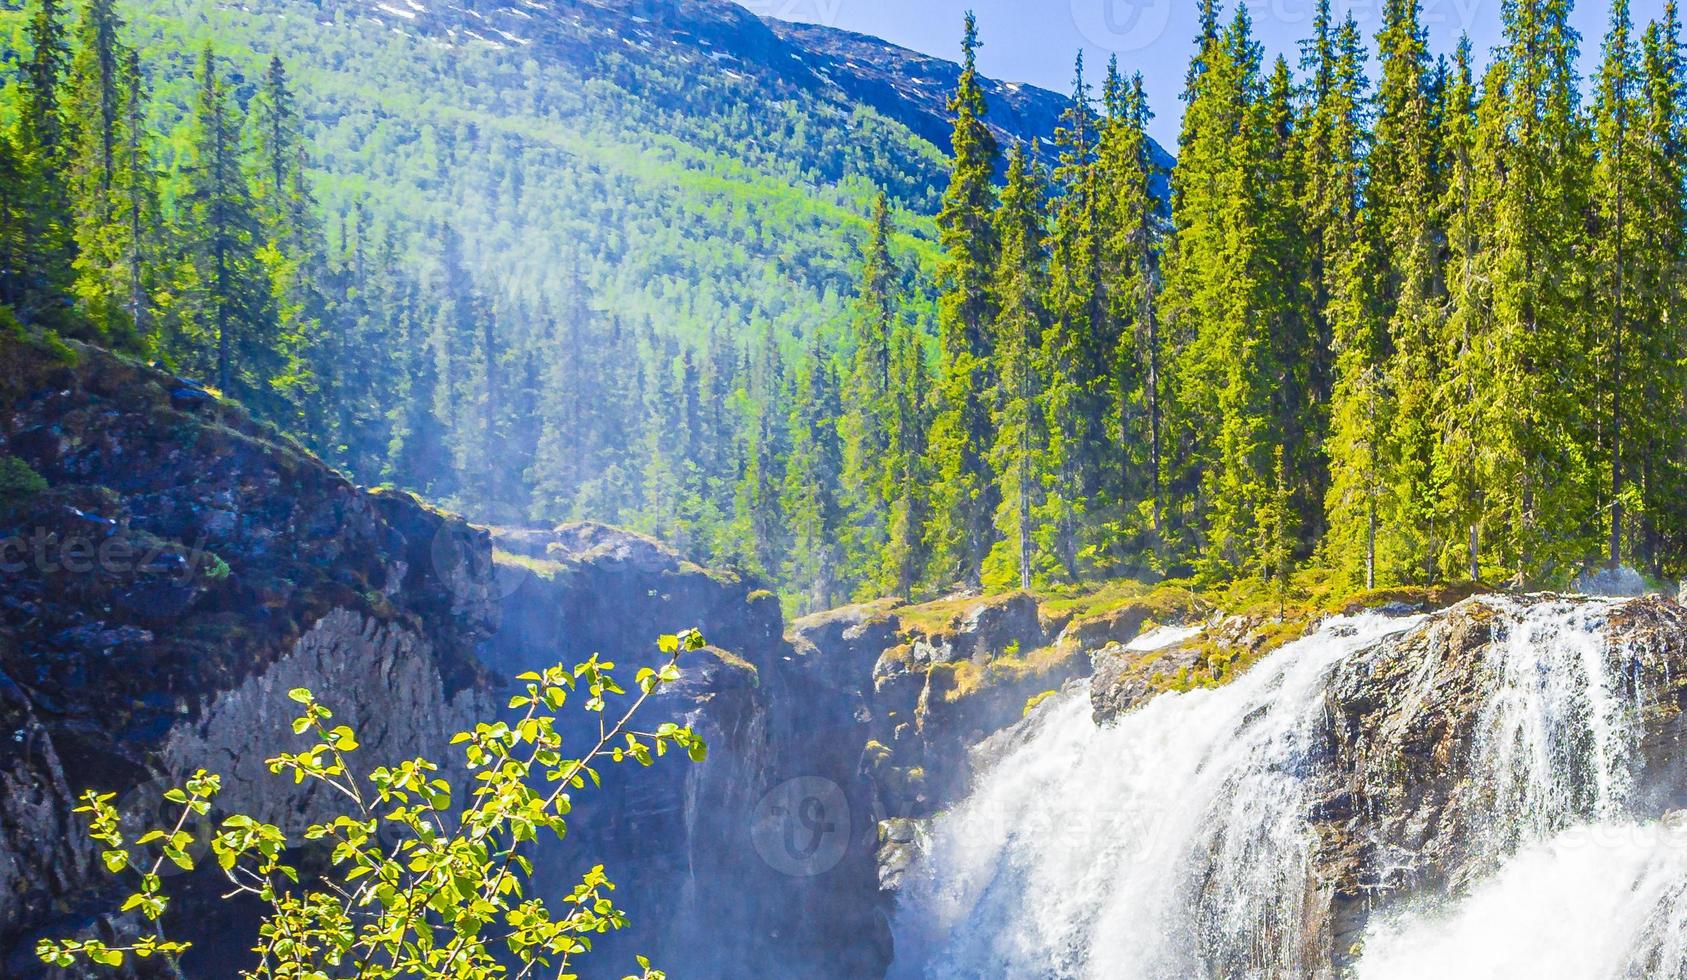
[65, 0, 128, 341]
[1097, 67, 1166, 564]
[1162, 2, 1250, 576]
[1257, 54, 1317, 566]
[1309, 11, 1385, 587]
[109, 47, 161, 351]
[783, 343, 845, 612]
[1165, 7, 1295, 582]
[1483, 0, 1597, 581]
[1369, 0, 1445, 584]
[0, 135, 25, 313]
[529, 264, 593, 519]
[1635, 5, 1687, 568]
[180, 45, 272, 401]
[1591, 0, 1646, 567]
[730, 327, 788, 581]
[1041, 52, 1106, 580]
[840, 191, 899, 586]
[251, 56, 330, 434]
[1432, 41, 1495, 582]
[984, 143, 1048, 592]
[14, 0, 75, 327]
[19, 0, 71, 162]
[926, 12, 1001, 588]
[890, 324, 932, 598]
[250, 62, 321, 278]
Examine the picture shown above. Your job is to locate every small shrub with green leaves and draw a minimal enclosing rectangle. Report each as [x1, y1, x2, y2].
[0, 454, 49, 509]
[39, 629, 711, 979]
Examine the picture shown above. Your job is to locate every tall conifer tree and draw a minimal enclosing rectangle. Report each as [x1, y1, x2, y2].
[926, 12, 1001, 587]
[65, 0, 128, 340]
[14, 0, 75, 327]
[840, 191, 899, 586]
[1591, 0, 1647, 567]
[1311, 11, 1386, 587]
[109, 48, 160, 350]
[783, 344, 845, 612]
[1041, 53, 1107, 579]
[1483, 0, 1597, 580]
[1370, 0, 1446, 583]
[885, 324, 931, 598]
[985, 144, 1048, 591]
[1165, 6, 1287, 581]
[180, 45, 271, 400]
[1098, 65, 1166, 563]
[1635, 5, 1687, 568]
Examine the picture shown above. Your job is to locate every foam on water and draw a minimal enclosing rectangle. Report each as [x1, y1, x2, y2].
[1359, 821, 1687, 979]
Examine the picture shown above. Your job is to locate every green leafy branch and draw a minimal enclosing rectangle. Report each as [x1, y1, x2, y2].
[40, 629, 711, 980]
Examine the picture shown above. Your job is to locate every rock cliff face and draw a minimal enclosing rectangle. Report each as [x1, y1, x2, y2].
[0, 336, 500, 975]
[480, 523, 888, 978]
[787, 587, 1207, 892]
[0, 337, 890, 977]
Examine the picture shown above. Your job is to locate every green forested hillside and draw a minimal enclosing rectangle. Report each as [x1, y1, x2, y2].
[5, 0, 952, 340]
[10, 0, 1685, 617]
[0, 0, 990, 604]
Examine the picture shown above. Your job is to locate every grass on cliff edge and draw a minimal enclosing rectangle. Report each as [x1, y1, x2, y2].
[881, 567, 1496, 702]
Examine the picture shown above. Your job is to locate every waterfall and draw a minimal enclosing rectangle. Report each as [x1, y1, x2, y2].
[1358, 821, 1687, 978]
[1471, 598, 1637, 846]
[1356, 598, 1687, 978]
[888, 598, 1687, 979]
[890, 612, 1420, 978]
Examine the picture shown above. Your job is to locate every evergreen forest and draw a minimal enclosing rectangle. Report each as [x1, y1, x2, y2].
[4, 0, 1686, 612]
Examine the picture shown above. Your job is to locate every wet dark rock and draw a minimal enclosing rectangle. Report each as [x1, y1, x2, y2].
[796, 591, 1204, 834]
[875, 817, 925, 892]
[1089, 639, 1208, 722]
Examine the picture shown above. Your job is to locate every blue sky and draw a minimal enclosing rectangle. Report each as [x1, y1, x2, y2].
[733, 0, 1668, 147]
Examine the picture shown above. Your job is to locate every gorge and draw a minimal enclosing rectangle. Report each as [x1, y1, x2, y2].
[6, 334, 1687, 977]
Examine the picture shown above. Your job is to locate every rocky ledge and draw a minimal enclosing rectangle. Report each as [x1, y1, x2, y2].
[787, 585, 1209, 891]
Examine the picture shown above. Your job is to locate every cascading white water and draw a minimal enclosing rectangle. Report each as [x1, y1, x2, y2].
[1358, 821, 1687, 978]
[890, 612, 1421, 979]
[1355, 597, 1687, 978]
[1472, 597, 1636, 847]
[889, 597, 1687, 980]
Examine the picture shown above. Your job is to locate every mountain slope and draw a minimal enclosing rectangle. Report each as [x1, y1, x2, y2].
[765, 16, 1176, 187]
[48, 0, 1167, 344]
